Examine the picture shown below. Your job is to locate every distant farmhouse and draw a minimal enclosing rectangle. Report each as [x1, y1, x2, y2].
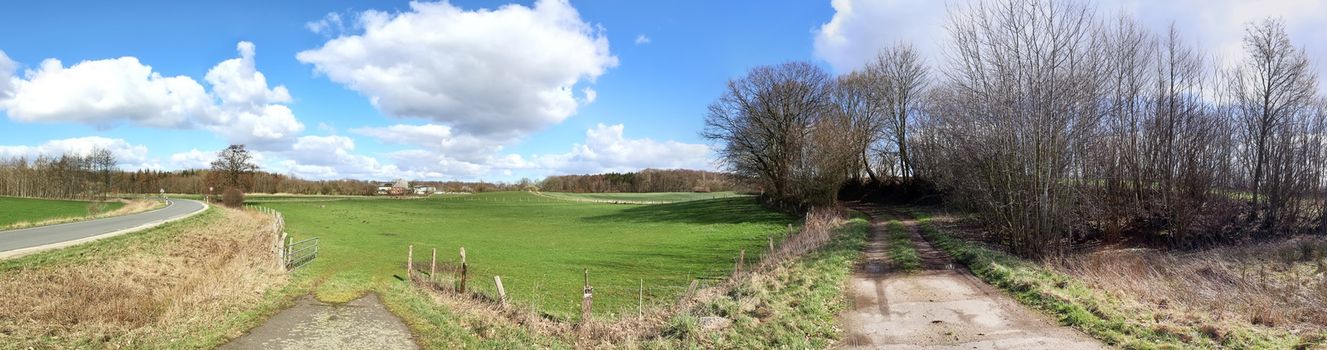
[413, 185, 437, 195]
[376, 180, 412, 196]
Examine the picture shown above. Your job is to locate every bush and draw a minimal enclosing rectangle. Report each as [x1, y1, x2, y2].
[222, 188, 244, 208]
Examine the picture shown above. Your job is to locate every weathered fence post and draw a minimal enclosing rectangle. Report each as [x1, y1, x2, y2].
[735, 249, 746, 276]
[285, 235, 293, 268]
[430, 248, 437, 287]
[459, 247, 468, 293]
[677, 280, 699, 306]
[638, 278, 644, 320]
[768, 235, 775, 253]
[495, 276, 507, 307]
[581, 269, 593, 323]
[407, 245, 415, 281]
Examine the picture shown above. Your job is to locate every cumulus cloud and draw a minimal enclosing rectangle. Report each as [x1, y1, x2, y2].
[296, 0, 618, 136]
[279, 135, 406, 180]
[530, 123, 714, 175]
[168, 149, 214, 169]
[0, 42, 304, 149]
[0, 50, 16, 99]
[0, 136, 150, 167]
[634, 34, 651, 45]
[814, 0, 1327, 81]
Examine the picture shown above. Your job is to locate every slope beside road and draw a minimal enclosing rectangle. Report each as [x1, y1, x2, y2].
[0, 198, 208, 259]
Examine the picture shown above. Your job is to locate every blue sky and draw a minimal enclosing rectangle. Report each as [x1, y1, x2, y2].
[2, 0, 1324, 182]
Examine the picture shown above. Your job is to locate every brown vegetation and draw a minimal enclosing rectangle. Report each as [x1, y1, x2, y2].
[1054, 236, 1327, 338]
[0, 208, 288, 349]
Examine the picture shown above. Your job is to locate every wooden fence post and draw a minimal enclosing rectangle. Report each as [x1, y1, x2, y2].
[407, 245, 414, 281]
[768, 235, 775, 253]
[735, 249, 746, 276]
[677, 280, 699, 306]
[459, 247, 468, 293]
[285, 235, 292, 268]
[581, 269, 593, 322]
[638, 278, 644, 320]
[495, 276, 507, 307]
[430, 248, 437, 286]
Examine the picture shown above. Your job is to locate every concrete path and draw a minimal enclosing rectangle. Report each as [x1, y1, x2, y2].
[220, 294, 419, 350]
[0, 198, 207, 259]
[839, 205, 1104, 349]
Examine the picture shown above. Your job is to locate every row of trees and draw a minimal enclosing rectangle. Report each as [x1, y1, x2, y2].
[706, 0, 1327, 256]
[0, 150, 117, 200]
[537, 169, 738, 193]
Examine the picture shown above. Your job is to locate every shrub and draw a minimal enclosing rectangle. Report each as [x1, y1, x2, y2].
[222, 187, 244, 208]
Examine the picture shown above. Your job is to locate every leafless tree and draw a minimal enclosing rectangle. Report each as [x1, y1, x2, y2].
[703, 62, 835, 207]
[863, 44, 929, 180]
[89, 148, 117, 199]
[1231, 19, 1319, 230]
[209, 144, 259, 192]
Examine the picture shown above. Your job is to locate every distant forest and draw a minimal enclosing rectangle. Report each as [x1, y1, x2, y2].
[0, 153, 732, 199]
[537, 169, 739, 193]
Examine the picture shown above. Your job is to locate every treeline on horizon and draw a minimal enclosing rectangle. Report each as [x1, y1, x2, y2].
[0, 154, 734, 198]
[705, 0, 1327, 257]
[537, 169, 740, 193]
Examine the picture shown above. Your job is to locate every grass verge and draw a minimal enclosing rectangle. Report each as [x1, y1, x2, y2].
[0, 207, 291, 349]
[909, 208, 1318, 350]
[647, 213, 869, 348]
[886, 220, 921, 272]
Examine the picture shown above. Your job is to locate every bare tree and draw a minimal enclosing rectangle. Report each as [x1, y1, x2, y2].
[1231, 19, 1319, 229]
[703, 62, 834, 208]
[89, 148, 117, 200]
[830, 71, 886, 183]
[209, 144, 259, 192]
[864, 44, 929, 180]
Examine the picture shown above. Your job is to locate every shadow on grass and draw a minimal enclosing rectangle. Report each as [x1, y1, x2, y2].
[581, 197, 792, 226]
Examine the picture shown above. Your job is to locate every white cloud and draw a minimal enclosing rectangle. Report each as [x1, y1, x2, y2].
[201, 42, 305, 148]
[0, 50, 16, 100]
[529, 123, 714, 175]
[306, 12, 347, 36]
[168, 149, 214, 169]
[0, 136, 150, 167]
[814, 0, 1327, 84]
[296, 0, 618, 136]
[352, 123, 503, 163]
[0, 42, 304, 149]
[634, 34, 651, 45]
[279, 135, 405, 180]
[0, 56, 212, 128]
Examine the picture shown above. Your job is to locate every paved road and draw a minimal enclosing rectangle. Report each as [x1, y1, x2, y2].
[839, 205, 1103, 349]
[0, 198, 207, 258]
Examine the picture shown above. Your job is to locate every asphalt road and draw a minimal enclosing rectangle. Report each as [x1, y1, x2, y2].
[0, 198, 207, 258]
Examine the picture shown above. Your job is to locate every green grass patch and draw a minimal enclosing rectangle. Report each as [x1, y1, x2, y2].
[0, 196, 123, 228]
[266, 191, 793, 320]
[537, 191, 747, 203]
[650, 214, 870, 349]
[886, 220, 921, 272]
[908, 208, 1307, 350]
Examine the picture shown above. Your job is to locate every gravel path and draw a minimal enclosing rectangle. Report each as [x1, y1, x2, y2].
[839, 204, 1104, 349]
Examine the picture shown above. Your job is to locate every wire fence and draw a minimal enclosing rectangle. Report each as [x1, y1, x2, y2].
[243, 204, 318, 271]
[401, 206, 849, 322]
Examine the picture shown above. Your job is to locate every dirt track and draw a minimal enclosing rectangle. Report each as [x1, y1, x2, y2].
[839, 205, 1104, 349]
[220, 294, 418, 350]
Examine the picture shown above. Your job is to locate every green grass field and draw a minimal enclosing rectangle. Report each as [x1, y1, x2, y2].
[537, 191, 747, 203]
[266, 191, 791, 319]
[0, 197, 124, 228]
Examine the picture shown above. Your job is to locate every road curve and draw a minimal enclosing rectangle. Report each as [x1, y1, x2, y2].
[0, 198, 208, 259]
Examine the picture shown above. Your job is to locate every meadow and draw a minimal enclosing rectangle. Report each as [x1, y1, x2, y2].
[0, 196, 124, 229]
[258, 191, 793, 319]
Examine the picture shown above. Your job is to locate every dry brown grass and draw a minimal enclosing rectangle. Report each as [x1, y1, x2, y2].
[0, 207, 288, 349]
[1053, 236, 1327, 338]
[3, 198, 164, 230]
